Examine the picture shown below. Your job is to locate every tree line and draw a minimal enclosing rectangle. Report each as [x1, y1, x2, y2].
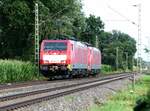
[0, 0, 136, 70]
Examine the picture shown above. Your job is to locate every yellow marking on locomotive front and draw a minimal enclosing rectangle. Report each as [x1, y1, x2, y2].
[67, 64, 72, 71]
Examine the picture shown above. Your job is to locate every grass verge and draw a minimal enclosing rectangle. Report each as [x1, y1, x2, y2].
[101, 64, 132, 75]
[0, 59, 42, 83]
[88, 75, 150, 111]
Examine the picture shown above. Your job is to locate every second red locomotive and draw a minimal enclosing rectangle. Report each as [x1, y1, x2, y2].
[40, 39, 101, 78]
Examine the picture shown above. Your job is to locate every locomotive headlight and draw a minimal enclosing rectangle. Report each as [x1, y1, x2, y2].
[40, 66, 48, 70]
[43, 60, 49, 63]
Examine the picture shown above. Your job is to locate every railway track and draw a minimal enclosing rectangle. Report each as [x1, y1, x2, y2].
[0, 79, 65, 91]
[0, 72, 134, 91]
[0, 73, 135, 111]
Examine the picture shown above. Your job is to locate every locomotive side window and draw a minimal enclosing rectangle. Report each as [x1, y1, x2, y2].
[44, 42, 67, 51]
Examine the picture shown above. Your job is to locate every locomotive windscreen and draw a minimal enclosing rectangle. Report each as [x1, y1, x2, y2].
[44, 42, 67, 51]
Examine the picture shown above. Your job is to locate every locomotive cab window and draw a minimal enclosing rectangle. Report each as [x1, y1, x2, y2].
[44, 42, 67, 51]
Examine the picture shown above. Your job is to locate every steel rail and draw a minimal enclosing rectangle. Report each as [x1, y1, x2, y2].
[0, 73, 133, 111]
[0, 72, 134, 91]
[0, 80, 64, 90]
[0, 73, 131, 102]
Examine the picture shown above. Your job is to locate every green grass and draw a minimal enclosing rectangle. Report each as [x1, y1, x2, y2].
[101, 64, 130, 75]
[64, 95, 75, 102]
[88, 75, 150, 111]
[0, 59, 42, 83]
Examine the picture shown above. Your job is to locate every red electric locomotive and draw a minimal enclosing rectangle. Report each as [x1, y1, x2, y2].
[40, 39, 101, 78]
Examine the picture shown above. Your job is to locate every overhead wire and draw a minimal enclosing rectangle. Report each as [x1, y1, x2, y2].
[107, 5, 138, 26]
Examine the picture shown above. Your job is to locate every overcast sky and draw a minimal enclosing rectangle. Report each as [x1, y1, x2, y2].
[82, 0, 150, 61]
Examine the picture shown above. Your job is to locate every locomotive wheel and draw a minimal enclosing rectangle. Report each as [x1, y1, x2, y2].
[68, 71, 73, 79]
[48, 76, 55, 80]
[92, 74, 98, 77]
[68, 74, 73, 79]
[62, 75, 69, 79]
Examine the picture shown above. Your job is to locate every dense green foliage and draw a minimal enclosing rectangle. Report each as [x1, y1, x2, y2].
[101, 64, 113, 73]
[0, 0, 136, 70]
[100, 30, 136, 70]
[81, 15, 104, 45]
[0, 59, 39, 83]
[0, 0, 34, 59]
[0, 0, 85, 60]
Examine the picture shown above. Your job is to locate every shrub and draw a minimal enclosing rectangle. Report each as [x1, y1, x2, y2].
[0, 59, 40, 83]
[134, 76, 150, 111]
[101, 64, 113, 73]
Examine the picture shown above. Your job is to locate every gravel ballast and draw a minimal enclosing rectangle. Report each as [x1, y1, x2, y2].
[0, 77, 98, 98]
[14, 74, 140, 111]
